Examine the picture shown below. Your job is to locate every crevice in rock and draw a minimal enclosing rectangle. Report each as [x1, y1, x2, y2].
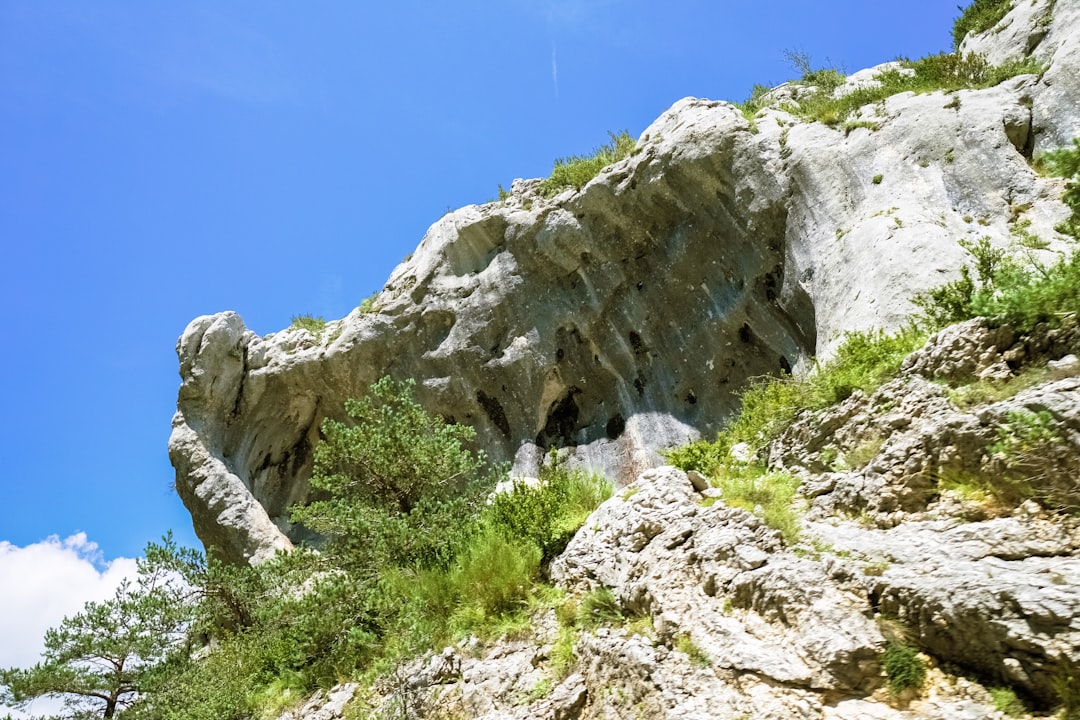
[476, 390, 512, 439]
[538, 386, 583, 448]
[605, 413, 626, 439]
[228, 344, 249, 424]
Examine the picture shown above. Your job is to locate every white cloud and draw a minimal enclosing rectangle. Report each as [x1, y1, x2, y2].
[0, 534, 137, 669]
[0, 534, 135, 718]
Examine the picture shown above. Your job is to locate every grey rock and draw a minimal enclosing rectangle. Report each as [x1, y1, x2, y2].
[170, 1, 1080, 561]
[549, 673, 587, 720]
[902, 319, 1016, 383]
[551, 467, 882, 692]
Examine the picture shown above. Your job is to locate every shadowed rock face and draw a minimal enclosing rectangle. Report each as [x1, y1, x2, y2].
[169, 0, 1080, 564]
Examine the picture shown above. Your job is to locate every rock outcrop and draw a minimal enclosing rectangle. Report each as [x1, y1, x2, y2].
[162, 4, 1080, 718]
[170, 0, 1079, 567]
[294, 302, 1080, 720]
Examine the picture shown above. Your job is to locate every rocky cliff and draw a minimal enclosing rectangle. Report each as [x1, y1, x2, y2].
[277, 320, 1080, 720]
[170, 0, 1079, 571]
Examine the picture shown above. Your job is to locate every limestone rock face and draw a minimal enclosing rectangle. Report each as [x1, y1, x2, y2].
[291, 313, 1080, 719]
[171, 0, 1079, 564]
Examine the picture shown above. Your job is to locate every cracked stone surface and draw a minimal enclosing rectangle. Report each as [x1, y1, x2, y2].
[171, 0, 1080, 565]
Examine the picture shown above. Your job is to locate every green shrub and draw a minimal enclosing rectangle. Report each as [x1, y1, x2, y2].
[953, 0, 1013, 49]
[664, 327, 923, 477]
[539, 131, 636, 197]
[486, 456, 612, 562]
[448, 529, 542, 628]
[902, 137, 1080, 330]
[914, 233, 1080, 333]
[1041, 137, 1080, 238]
[882, 641, 926, 694]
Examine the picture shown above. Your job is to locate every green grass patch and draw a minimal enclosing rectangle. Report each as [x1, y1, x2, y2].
[663, 327, 927, 543]
[953, 0, 1013, 49]
[845, 434, 884, 469]
[664, 326, 923, 475]
[989, 686, 1026, 716]
[786, 52, 1042, 127]
[577, 586, 624, 628]
[948, 365, 1053, 409]
[549, 626, 578, 680]
[290, 314, 327, 337]
[487, 458, 613, 563]
[715, 465, 802, 544]
[539, 131, 636, 197]
[358, 292, 379, 314]
[675, 634, 711, 668]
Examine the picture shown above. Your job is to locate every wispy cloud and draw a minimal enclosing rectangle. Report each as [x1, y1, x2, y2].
[551, 46, 559, 97]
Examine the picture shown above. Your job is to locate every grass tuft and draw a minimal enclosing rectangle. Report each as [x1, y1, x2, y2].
[675, 634, 711, 668]
[989, 686, 1026, 716]
[291, 314, 327, 337]
[539, 131, 636, 197]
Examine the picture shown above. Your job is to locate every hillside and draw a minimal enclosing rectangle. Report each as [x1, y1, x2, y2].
[155, 1, 1080, 718]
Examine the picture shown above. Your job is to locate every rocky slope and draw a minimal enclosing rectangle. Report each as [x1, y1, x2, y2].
[166, 2, 1080, 718]
[170, 0, 1079, 564]
[171, 0, 1080, 565]
[278, 321, 1080, 720]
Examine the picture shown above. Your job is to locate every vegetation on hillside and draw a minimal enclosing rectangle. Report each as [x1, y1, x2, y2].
[952, 0, 1014, 49]
[5, 3, 1078, 718]
[1, 380, 612, 720]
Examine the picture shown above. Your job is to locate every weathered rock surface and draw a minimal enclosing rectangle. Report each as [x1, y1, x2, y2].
[302, 455, 1080, 719]
[171, 0, 1080, 565]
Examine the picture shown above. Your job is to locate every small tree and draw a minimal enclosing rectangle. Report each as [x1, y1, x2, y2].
[0, 549, 192, 719]
[290, 376, 496, 571]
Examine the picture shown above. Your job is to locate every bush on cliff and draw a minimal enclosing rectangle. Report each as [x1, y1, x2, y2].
[953, 0, 1013, 49]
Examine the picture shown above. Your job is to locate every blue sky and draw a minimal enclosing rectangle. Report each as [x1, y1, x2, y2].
[0, 1, 958, 569]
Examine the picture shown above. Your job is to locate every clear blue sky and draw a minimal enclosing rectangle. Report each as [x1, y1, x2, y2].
[0, 1, 959, 561]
